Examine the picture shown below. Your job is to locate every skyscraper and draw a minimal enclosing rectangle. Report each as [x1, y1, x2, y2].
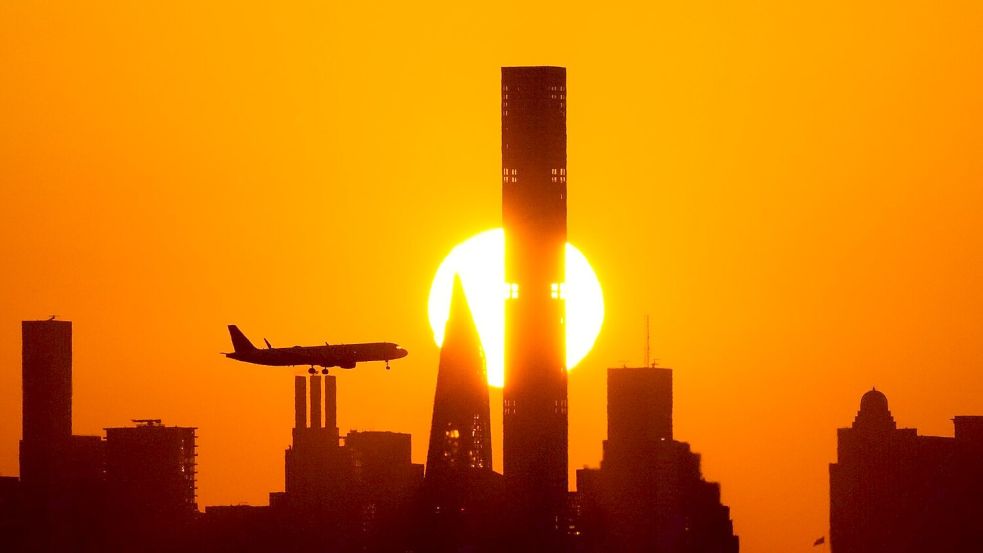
[501, 65, 569, 546]
[421, 277, 502, 552]
[607, 366, 673, 445]
[574, 367, 739, 553]
[829, 390, 983, 553]
[426, 276, 492, 480]
[20, 319, 73, 489]
[344, 431, 424, 551]
[18, 319, 107, 551]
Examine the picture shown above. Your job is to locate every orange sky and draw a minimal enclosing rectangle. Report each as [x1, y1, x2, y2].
[2, 2, 982, 551]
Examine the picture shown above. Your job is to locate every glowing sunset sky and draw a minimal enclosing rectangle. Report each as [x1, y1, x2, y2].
[2, 3, 982, 552]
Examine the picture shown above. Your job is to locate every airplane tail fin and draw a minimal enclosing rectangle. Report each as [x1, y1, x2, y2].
[228, 325, 257, 353]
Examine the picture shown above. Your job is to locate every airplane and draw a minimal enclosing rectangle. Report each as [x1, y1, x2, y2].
[224, 325, 408, 374]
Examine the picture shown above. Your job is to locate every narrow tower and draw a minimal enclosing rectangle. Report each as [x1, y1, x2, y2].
[426, 276, 492, 480]
[501, 65, 569, 545]
[421, 277, 502, 551]
[20, 319, 73, 491]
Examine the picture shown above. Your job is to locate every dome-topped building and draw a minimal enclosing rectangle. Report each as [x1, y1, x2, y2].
[853, 387, 896, 431]
[859, 388, 888, 412]
[831, 388, 983, 553]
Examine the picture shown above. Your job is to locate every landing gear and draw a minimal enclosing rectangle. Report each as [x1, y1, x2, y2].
[385, 361, 391, 371]
[308, 367, 316, 375]
[321, 368, 329, 375]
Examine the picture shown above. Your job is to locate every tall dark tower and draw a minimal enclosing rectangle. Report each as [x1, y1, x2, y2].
[501, 65, 568, 546]
[607, 367, 673, 446]
[426, 276, 492, 479]
[573, 367, 739, 553]
[421, 277, 502, 552]
[20, 319, 73, 489]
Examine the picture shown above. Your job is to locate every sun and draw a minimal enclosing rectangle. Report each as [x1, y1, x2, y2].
[428, 228, 604, 388]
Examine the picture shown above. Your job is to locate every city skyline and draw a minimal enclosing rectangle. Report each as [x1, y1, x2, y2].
[4, 316, 979, 552]
[3, 3, 983, 552]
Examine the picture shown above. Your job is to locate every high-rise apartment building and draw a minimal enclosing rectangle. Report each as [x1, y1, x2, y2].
[501, 65, 569, 546]
[575, 367, 739, 553]
[104, 420, 197, 518]
[20, 320, 73, 488]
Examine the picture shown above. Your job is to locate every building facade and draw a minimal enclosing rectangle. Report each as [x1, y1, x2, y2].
[104, 420, 197, 517]
[248, 376, 424, 552]
[102, 419, 196, 551]
[20, 320, 73, 491]
[426, 276, 492, 480]
[422, 277, 503, 552]
[830, 389, 983, 553]
[18, 320, 107, 551]
[502, 65, 570, 548]
[574, 367, 739, 553]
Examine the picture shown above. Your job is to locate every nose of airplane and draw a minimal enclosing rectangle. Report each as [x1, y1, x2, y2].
[395, 346, 408, 359]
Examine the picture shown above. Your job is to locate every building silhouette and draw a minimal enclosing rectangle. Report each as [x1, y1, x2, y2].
[0, 476, 25, 551]
[346, 430, 424, 548]
[204, 375, 425, 553]
[283, 374, 344, 513]
[608, 366, 673, 443]
[0, 69, 758, 553]
[19, 320, 73, 497]
[104, 420, 197, 517]
[103, 419, 197, 551]
[502, 65, 570, 549]
[425, 277, 492, 480]
[574, 367, 739, 553]
[829, 389, 983, 553]
[420, 276, 504, 552]
[269, 373, 367, 551]
[16, 320, 107, 552]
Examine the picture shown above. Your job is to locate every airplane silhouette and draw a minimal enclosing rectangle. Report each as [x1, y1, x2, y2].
[224, 325, 408, 374]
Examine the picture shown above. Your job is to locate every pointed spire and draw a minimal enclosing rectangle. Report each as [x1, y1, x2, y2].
[439, 275, 485, 379]
[426, 274, 491, 480]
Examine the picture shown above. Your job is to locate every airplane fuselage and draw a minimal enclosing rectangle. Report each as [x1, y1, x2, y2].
[226, 341, 407, 369]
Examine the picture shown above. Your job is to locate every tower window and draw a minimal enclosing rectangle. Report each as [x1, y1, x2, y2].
[554, 399, 567, 415]
[505, 283, 519, 299]
[504, 399, 517, 415]
[551, 283, 566, 299]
